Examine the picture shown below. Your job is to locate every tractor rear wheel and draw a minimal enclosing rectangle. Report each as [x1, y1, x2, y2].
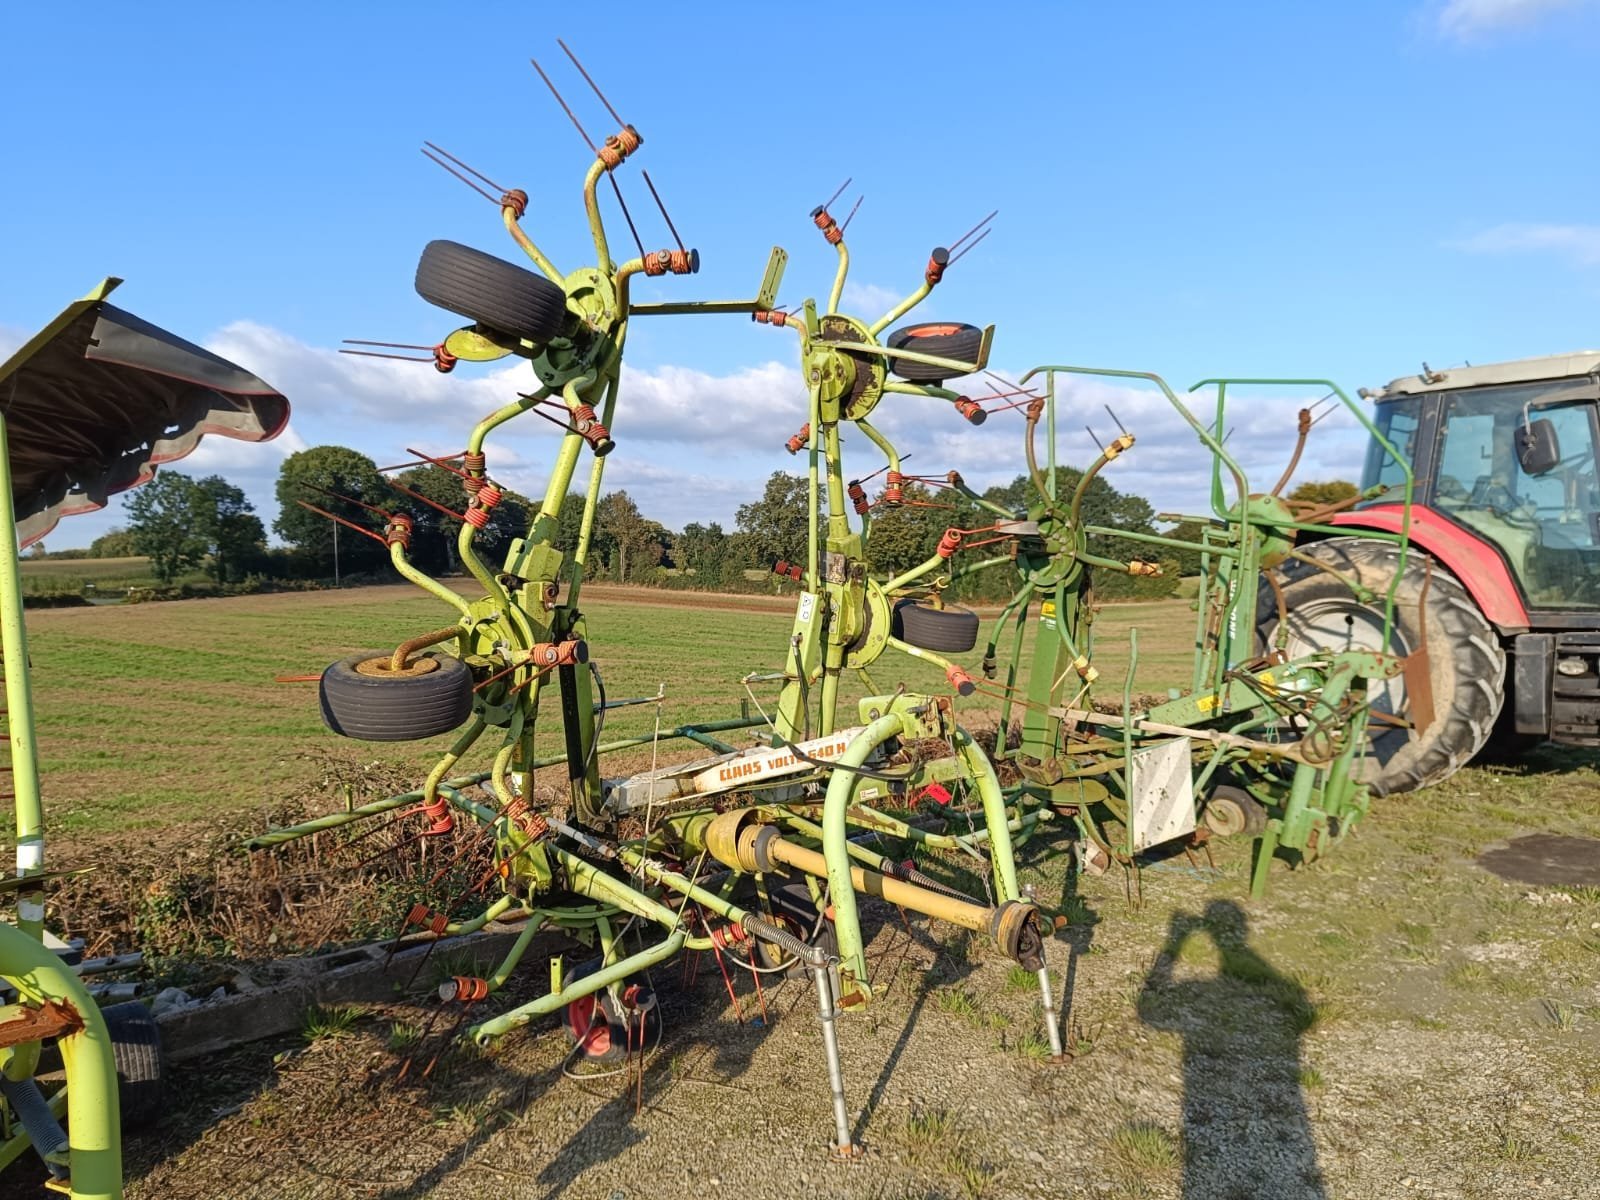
[1259, 536, 1505, 794]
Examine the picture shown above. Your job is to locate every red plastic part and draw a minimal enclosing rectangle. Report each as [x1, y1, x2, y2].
[1328, 505, 1528, 629]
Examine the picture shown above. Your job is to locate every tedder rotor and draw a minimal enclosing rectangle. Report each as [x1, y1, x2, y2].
[255, 50, 1422, 1160]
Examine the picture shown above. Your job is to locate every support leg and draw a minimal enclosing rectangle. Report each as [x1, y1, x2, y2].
[812, 959, 859, 1160]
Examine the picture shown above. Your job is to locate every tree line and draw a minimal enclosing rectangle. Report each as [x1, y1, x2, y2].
[90, 442, 1356, 602]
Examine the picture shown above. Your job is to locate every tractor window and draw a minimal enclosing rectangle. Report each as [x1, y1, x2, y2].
[1432, 384, 1600, 609]
[1362, 398, 1421, 497]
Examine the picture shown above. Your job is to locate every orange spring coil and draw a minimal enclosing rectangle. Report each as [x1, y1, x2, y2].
[883, 471, 904, 506]
[462, 452, 487, 496]
[432, 345, 457, 374]
[848, 481, 869, 515]
[937, 528, 964, 558]
[785, 424, 811, 454]
[464, 484, 502, 528]
[446, 976, 490, 1003]
[386, 513, 414, 549]
[420, 795, 453, 835]
[500, 189, 528, 218]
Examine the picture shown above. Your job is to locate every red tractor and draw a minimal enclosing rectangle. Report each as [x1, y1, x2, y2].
[1263, 352, 1600, 794]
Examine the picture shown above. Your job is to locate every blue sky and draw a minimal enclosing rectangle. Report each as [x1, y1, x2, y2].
[2, 0, 1598, 547]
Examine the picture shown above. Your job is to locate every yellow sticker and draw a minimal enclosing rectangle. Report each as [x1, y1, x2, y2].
[1041, 601, 1057, 618]
[1196, 694, 1219, 713]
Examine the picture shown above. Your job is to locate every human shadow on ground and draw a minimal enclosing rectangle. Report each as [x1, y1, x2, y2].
[1137, 900, 1326, 1200]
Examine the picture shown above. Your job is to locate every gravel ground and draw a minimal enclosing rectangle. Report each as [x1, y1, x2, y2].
[18, 752, 1595, 1200]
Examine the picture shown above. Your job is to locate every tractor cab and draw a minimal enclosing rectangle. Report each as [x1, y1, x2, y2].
[1362, 353, 1600, 613]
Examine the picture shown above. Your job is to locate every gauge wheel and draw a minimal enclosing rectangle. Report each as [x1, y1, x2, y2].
[319, 651, 474, 742]
[1201, 785, 1268, 838]
[560, 958, 660, 1063]
[102, 1001, 164, 1131]
[415, 240, 568, 344]
[893, 600, 981, 653]
[752, 880, 838, 978]
[885, 322, 983, 383]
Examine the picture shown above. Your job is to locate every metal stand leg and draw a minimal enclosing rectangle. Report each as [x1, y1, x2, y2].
[812, 961, 860, 1160]
[1036, 963, 1067, 1062]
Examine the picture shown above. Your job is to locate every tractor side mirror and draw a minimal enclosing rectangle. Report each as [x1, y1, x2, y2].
[1516, 417, 1561, 475]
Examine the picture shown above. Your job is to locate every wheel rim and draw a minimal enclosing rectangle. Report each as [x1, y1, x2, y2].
[566, 995, 612, 1058]
[1203, 798, 1248, 837]
[1277, 598, 1410, 716]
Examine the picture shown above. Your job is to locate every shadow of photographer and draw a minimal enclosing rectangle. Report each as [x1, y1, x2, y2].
[1138, 899, 1326, 1200]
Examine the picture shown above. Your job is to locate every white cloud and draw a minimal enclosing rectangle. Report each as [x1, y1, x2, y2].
[1431, 0, 1594, 38]
[839, 281, 904, 320]
[34, 318, 1374, 550]
[1451, 222, 1600, 266]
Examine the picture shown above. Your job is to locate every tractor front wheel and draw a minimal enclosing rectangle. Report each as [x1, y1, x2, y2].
[1259, 536, 1505, 794]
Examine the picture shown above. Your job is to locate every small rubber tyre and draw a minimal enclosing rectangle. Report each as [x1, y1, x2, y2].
[414, 240, 568, 344]
[885, 322, 984, 383]
[559, 958, 660, 1063]
[892, 600, 980, 653]
[319, 651, 473, 742]
[101, 1001, 164, 1131]
[1201, 785, 1268, 838]
[752, 879, 838, 978]
[1258, 536, 1505, 795]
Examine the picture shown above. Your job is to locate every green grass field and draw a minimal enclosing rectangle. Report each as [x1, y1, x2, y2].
[19, 554, 172, 596]
[17, 584, 1203, 838]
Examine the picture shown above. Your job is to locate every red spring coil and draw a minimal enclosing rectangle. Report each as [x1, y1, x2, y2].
[432, 345, 458, 374]
[462, 452, 487, 496]
[937, 528, 964, 558]
[711, 924, 748, 951]
[848, 481, 869, 515]
[464, 484, 503, 528]
[785, 423, 811, 455]
[925, 247, 950, 286]
[420, 796, 454, 835]
[945, 664, 976, 696]
[464, 506, 491, 529]
[824, 224, 843, 246]
[953, 397, 986, 426]
[811, 206, 833, 231]
[445, 975, 490, 1003]
[476, 485, 502, 509]
[405, 903, 430, 929]
[883, 471, 904, 506]
[773, 559, 802, 582]
[427, 911, 448, 937]
[500, 189, 528, 218]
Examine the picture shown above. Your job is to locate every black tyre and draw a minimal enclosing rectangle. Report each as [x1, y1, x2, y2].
[559, 958, 660, 1063]
[885, 322, 983, 383]
[893, 600, 980, 653]
[101, 1001, 164, 1131]
[1258, 537, 1505, 795]
[1201, 785, 1268, 838]
[414, 240, 568, 344]
[319, 651, 474, 742]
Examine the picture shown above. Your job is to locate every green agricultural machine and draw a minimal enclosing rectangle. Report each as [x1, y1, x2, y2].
[0, 278, 289, 1198]
[256, 51, 1422, 1159]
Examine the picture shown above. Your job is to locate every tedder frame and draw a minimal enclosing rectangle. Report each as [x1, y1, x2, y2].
[255, 51, 1423, 1160]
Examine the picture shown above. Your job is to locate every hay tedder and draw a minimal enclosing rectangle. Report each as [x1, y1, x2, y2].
[253, 49, 1422, 1160]
[0, 279, 289, 1198]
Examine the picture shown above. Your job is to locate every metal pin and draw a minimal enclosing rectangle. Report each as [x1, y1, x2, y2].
[1085, 425, 1105, 452]
[420, 148, 501, 205]
[947, 228, 990, 266]
[557, 38, 627, 127]
[420, 143, 507, 195]
[1104, 404, 1129, 436]
[340, 348, 433, 364]
[820, 177, 852, 213]
[839, 195, 863, 234]
[641, 170, 686, 254]
[610, 176, 647, 258]
[949, 209, 998, 254]
[531, 57, 598, 151]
